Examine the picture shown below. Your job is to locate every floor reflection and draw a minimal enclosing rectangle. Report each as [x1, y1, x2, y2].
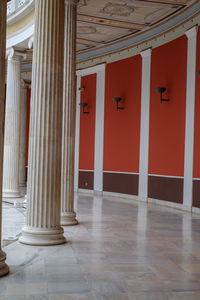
[1, 192, 200, 299]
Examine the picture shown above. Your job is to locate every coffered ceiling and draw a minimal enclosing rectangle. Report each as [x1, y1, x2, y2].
[76, 0, 195, 53]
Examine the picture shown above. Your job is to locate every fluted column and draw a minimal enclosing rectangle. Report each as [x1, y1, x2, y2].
[3, 48, 23, 199]
[0, 0, 9, 276]
[19, 0, 66, 245]
[19, 80, 28, 187]
[61, 0, 78, 226]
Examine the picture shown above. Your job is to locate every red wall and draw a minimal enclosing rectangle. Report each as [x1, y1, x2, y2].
[103, 55, 141, 172]
[149, 36, 187, 177]
[193, 29, 200, 178]
[79, 74, 96, 170]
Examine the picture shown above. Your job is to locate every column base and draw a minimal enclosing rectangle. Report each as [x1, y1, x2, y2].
[61, 211, 78, 226]
[0, 251, 9, 277]
[19, 226, 66, 246]
[3, 190, 22, 198]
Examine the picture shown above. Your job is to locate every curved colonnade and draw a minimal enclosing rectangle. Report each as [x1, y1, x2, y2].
[0, 0, 200, 276]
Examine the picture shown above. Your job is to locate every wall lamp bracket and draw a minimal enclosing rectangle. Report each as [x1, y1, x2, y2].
[156, 87, 170, 103]
[79, 102, 89, 114]
[197, 71, 200, 76]
[112, 97, 124, 110]
[79, 86, 85, 92]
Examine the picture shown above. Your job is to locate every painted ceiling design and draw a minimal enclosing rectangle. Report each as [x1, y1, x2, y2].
[76, 0, 194, 53]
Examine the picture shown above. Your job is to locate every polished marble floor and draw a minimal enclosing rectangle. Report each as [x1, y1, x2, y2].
[1, 193, 200, 299]
[2, 203, 25, 246]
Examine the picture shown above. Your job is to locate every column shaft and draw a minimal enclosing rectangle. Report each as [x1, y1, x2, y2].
[74, 75, 81, 192]
[19, 0, 66, 245]
[61, 0, 78, 226]
[19, 81, 27, 187]
[0, 0, 9, 277]
[3, 50, 22, 198]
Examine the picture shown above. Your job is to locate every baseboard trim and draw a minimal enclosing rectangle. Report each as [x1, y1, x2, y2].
[78, 188, 94, 195]
[147, 198, 192, 212]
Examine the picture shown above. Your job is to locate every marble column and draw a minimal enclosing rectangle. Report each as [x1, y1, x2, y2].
[3, 48, 23, 199]
[0, 0, 9, 277]
[19, 0, 66, 245]
[61, 0, 78, 226]
[19, 80, 27, 188]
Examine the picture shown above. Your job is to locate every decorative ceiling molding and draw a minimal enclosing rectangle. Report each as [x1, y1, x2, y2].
[5, 0, 200, 70]
[77, 1, 200, 65]
[77, 9, 200, 69]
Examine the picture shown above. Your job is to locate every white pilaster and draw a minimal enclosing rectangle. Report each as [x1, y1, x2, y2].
[183, 26, 198, 208]
[138, 49, 152, 201]
[0, 0, 9, 277]
[3, 48, 24, 199]
[74, 75, 81, 192]
[94, 66, 106, 193]
[61, 0, 78, 226]
[19, 80, 27, 187]
[76, 64, 106, 193]
[19, 0, 66, 245]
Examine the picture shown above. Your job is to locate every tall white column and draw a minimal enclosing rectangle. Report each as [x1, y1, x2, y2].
[74, 75, 81, 192]
[94, 65, 106, 194]
[61, 0, 78, 226]
[0, 0, 9, 277]
[19, 80, 27, 187]
[19, 0, 66, 245]
[3, 48, 23, 199]
[183, 26, 198, 208]
[138, 49, 152, 201]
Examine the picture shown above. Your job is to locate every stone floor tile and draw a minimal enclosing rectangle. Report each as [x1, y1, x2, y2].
[6, 283, 48, 295]
[127, 292, 173, 300]
[95, 293, 130, 300]
[166, 280, 200, 292]
[0, 282, 6, 295]
[169, 291, 200, 300]
[48, 293, 96, 300]
[47, 280, 90, 294]
[181, 264, 200, 274]
[89, 280, 127, 297]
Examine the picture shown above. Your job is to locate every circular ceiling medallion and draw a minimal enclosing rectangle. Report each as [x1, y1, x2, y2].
[77, 26, 96, 35]
[103, 4, 133, 17]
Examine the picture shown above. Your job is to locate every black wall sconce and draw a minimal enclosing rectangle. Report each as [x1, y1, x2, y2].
[197, 71, 200, 76]
[156, 87, 170, 103]
[79, 102, 89, 114]
[112, 97, 124, 110]
[79, 87, 85, 92]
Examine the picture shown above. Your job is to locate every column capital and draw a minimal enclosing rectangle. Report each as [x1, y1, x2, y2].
[28, 36, 34, 49]
[185, 26, 198, 39]
[21, 79, 31, 89]
[6, 47, 26, 61]
[20, 79, 26, 89]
